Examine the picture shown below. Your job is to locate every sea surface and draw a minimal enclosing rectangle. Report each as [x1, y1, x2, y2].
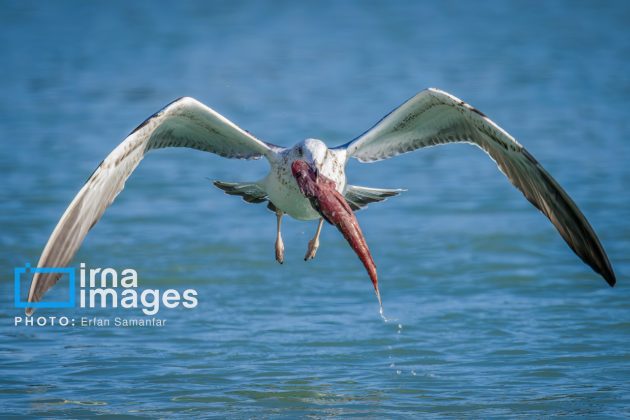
[1, 1, 629, 418]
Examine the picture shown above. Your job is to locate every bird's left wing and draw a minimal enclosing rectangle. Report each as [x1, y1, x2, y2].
[25, 97, 281, 314]
[335, 88, 615, 286]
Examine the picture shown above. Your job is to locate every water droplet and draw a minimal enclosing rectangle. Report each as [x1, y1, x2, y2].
[379, 305, 388, 322]
[378, 304, 399, 323]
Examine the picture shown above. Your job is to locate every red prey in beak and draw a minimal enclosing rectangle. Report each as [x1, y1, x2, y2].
[291, 160, 382, 307]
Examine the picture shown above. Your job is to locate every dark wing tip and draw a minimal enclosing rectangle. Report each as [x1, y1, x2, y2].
[499, 147, 616, 289]
[532, 160, 616, 288]
[601, 266, 616, 287]
[586, 250, 616, 287]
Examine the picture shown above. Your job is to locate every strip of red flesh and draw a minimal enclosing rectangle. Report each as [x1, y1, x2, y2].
[291, 161, 380, 301]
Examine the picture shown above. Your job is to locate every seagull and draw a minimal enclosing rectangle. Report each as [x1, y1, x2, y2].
[24, 88, 616, 315]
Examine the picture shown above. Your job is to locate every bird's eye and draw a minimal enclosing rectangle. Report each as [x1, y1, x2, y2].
[297, 146, 303, 155]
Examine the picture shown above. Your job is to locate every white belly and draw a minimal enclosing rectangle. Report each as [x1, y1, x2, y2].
[263, 151, 346, 221]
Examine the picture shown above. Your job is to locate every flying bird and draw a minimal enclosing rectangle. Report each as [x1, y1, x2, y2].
[24, 88, 616, 315]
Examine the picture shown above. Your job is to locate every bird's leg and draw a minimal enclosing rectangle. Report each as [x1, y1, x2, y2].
[275, 210, 284, 264]
[304, 218, 324, 261]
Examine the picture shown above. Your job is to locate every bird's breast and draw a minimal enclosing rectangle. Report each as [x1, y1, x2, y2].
[264, 153, 346, 221]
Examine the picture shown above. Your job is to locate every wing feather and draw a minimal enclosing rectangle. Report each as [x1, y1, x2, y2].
[336, 88, 615, 286]
[26, 97, 280, 314]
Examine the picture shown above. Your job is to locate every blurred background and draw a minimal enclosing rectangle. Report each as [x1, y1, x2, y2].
[1, 0, 629, 417]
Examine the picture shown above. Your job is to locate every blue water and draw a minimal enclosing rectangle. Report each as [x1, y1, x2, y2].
[1, 1, 629, 417]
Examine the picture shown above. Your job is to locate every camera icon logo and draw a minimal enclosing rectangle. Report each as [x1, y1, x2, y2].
[14, 263, 76, 309]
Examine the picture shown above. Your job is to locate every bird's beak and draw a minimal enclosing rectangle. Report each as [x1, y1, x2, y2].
[291, 159, 382, 308]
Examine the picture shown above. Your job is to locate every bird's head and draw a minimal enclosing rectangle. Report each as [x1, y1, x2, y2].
[294, 138, 327, 167]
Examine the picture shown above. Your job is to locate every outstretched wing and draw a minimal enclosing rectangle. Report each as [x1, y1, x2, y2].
[335, 88, 615, 287]
[26, 97, 281, 314]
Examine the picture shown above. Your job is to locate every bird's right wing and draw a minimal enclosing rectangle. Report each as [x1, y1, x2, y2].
[25, 97, 281, 314]
[335, 88, 615, 287]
